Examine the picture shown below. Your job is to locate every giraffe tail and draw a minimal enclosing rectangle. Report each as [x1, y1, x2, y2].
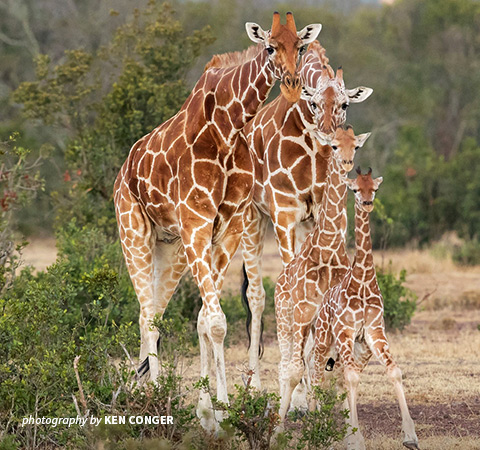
[241, 263, 264, 359]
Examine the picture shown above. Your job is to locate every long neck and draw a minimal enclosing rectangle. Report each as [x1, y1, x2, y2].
[313, 150, 348, 241]
[352, 203, 375, 278]
[299, 49, 332, 89]
[238, 49, 276, 123]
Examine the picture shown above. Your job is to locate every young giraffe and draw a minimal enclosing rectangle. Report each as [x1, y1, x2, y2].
[313, 168, 419, 450]
[114, 12, 322, 429]
[273, 127, 371, 423]
[241, 42, 373, 388]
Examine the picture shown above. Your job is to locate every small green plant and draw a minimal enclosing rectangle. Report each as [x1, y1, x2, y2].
[291, 381, 350, 450]
[377, 268, 417, 331]
[212, 370, 285, 450]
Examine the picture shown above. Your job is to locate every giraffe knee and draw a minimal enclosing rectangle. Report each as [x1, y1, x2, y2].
[209, 314, 227, 344]
[344, 367, 360, 388]
[388, 365, 402, 383]
[287, 363, 304, 388]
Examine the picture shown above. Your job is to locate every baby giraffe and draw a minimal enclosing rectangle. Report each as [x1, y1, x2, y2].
[275, 126, 371, 423]
[313, 167, 419, 450]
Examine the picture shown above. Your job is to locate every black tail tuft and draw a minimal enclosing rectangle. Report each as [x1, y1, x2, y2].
[241, 263, 264, 359]
[136, 337, 160, 378]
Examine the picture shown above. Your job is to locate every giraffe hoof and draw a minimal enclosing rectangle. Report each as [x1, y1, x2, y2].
[403, 441, 419, 450]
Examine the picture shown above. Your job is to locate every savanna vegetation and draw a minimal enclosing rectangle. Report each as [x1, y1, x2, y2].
[1, 0, 479, 448]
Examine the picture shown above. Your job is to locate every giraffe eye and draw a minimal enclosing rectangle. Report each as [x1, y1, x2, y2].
[331, 145, 338, 150]
[266, 47, 275, 55]
[299, 45, 306, 54]
[353, 189, 358, 193]
[342, 103, 349, 110]
[355, 146, 359, 150]
[310, 102, 317, 110]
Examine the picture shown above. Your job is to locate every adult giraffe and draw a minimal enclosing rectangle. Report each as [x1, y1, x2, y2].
[241, 41, 373, 388]
[114, 12, 321, 429]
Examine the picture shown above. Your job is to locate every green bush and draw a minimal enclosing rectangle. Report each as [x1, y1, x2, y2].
[211, 371, 283, 450]
[452, 238, 480, 266]
[292, 381, 350, 450]
[377, 268, 417, 331]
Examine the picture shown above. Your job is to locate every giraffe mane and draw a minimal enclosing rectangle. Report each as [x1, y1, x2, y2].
[204, 44, 264, 71]
[306, 40, 334, 78]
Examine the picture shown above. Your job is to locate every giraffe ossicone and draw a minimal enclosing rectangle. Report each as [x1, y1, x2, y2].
[313, 168, 419, 450]
[113, 11, 321, 432]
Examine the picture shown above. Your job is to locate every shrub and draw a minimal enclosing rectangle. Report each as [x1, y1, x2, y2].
[452, 237, 480, 266]
[211, 370, 284, 450]
[0, 134, 46, 296]
[377, 268, 417, 331]
[292, 381, 350, 450]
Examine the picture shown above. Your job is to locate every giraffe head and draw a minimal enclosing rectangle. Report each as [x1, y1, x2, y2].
[317, 126, 371, 172]
[345, 167, 383, 213]
[300, 64, 373, 133]
[246, 12, 322, 103]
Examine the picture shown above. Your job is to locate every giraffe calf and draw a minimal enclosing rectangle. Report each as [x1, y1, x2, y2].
[313, 168, 419, 450]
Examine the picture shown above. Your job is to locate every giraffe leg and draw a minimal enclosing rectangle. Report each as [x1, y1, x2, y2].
[114, 185, 160, 381]
[274, 275, 293, 417]
[271, 210, 297, 265]
[278, 301, 316, 422]
[177, 213, 226, 430]
[241, 205, 268, 388]
[337, 331, 365, 450]
[312, 304, 333, 388]
[366, 326, 419, 448]
[209, 214, 247, 421]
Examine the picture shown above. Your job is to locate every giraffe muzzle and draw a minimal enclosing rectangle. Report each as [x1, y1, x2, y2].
[280, 72, 302, 103]
[342, 160, 354, 172]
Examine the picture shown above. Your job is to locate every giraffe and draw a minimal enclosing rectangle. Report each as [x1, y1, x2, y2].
[273, 127, 371, 423]
[241, 41, 373, 389]
[113, 12, 322, 429]
[313, 168, 419, 450]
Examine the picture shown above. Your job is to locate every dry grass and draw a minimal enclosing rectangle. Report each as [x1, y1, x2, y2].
[21, 236, 57, 272]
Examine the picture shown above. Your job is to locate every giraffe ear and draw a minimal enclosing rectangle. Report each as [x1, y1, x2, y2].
[346, 87, 373, 103]
[355, 132, 371, 149]
[246, 22, 267, 43]
[297, 24, 322, 45]
[373, 176, 383, 189]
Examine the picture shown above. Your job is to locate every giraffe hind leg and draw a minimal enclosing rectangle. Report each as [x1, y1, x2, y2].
[366, 327, 419, 448]
[137, 238, 187, 377]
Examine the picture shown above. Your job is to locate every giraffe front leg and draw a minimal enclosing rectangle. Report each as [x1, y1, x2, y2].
[271, 210, 298, 266]
[278, 302, 315, 422]
[241, 205, 268, 389]
[209, 214, 247, 422]
[179, 215, 226, 431]
[337, 331, 365, 450]
[366, 325, 419, 449]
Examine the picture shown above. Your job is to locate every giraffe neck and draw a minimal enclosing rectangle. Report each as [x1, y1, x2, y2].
[312, 150, 347, 243]
[238, 49, 277, 122]
[352, 203, 375, 280]
[300, 49, 330, 89]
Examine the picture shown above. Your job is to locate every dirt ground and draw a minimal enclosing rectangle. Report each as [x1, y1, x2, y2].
[23, 232, 480, 449]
